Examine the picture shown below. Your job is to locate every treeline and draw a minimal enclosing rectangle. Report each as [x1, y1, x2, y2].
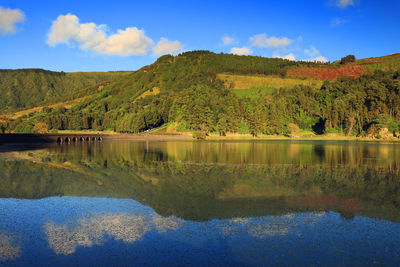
[0, 69, 131, 111]
[4, 70, 400, 138]
[2, 52, 400, 137]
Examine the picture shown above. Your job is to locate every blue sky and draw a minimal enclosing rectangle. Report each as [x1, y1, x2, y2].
[0, 0, 399, 72]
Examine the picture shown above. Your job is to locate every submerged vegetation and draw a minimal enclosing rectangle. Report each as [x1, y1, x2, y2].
[1, 51, 400, 138]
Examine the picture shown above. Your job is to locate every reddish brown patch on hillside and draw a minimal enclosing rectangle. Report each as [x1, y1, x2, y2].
[287, 64, 365, 80]
[358, 61, 381, 65]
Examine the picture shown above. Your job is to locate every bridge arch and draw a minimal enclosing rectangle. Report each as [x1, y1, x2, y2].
[57, 137, 62, 143]
[64, 137, 71, 143]
[79, 137, 85, 142]
[72, 137, 78, 142]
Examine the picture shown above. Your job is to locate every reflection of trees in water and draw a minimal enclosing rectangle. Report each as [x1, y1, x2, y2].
[1, 141, 400, 221]
[43, 141, 400, 168]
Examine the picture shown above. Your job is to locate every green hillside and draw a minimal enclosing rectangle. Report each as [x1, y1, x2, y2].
[1, 51, 400, 138]
[0, 69, 131, 112]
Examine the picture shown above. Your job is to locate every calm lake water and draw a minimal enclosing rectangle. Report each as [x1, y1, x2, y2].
[0, 140, 399, 266]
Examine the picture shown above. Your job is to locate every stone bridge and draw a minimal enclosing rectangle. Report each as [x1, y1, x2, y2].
[0, 134, 107, 144]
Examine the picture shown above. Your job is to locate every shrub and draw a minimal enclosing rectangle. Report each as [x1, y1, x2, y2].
[34, 122, 49, 134]
[287, 123, 300, 133]
[193, 131, 206, 140]
[176, 122, 189, 132]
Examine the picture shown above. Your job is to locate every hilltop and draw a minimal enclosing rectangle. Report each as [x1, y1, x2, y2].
[1, 51, 400, 138]
[287, 53, 400, 80]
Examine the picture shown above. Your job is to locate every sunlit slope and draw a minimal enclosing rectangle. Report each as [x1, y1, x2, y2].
[0, 96, 91, 120]
[92, 52, 398, 104]
[90, 51, 321, 101]
[2, 51, 399, 134]
[0, 69, 132, 112]
[287, 53, 400, 80]
[217, 74, 324, 98]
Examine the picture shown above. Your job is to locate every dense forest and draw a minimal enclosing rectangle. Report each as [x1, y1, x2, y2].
[0, 69, 131, 111]
[1, 51, 400, 138]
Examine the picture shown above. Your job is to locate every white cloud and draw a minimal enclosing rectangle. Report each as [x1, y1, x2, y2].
[305, 56, 329, 63]
[230, 46, 251, 56]
[330, 17, 348, 27]
[250, 33, 292, 48]
[330, 0, 355, 8]
[222, 36, 234, 45]
[0, 6, 24, 36]
[46, 14, 154, 56]
[303, 45, 329, 63]
[153, 37, 183, 56]
[304, 45, 319, 57]
[274, 53, 296, 61]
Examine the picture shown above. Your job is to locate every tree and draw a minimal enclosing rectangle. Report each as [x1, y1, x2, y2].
[218, 116, 229, 136]
[34, 122, 49, 134]
[340, 55, 356, 64]
[0, 120, 7, 133]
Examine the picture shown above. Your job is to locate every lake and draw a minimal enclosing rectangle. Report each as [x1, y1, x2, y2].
[0, 140, 399, 266]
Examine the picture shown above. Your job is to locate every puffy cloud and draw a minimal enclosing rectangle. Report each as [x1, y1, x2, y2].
[230, 46, 251, 56]
[303, 45, 329, 63]
[280, 53, 296, 61]
[250, 33, 292, 48]
[0, 6, 24, 36]
[46, 14, 153, 56]
[305, 56, 329, 63]
[330, 0, 355, 8]
[153, 37, 183, 56]
[273, 51, 296, 61]
[222, 36, 234, 45]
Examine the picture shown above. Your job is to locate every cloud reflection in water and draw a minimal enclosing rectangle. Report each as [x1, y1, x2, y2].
[0, 233, 21, 260]
[45, 213, 182, 255]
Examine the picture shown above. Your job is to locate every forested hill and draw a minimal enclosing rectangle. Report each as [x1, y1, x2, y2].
[1, 51, 400, 138]
[0, 69, 131, 111]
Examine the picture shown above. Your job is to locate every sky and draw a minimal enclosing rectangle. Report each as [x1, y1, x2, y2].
[0, 0, 399, 72]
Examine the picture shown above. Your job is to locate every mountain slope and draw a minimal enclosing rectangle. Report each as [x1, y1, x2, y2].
[2, 51, 400, 138]
[287, 53, 400, 80]
[0, 69, 131, 112]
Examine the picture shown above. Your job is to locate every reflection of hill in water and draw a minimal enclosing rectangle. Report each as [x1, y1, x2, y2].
[1, 141, 400, 222]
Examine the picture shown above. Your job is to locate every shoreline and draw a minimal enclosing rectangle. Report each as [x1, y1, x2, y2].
[206, 134, 400, 143]
[0, 133, 192, 144]
[1, 132, 399, 144]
